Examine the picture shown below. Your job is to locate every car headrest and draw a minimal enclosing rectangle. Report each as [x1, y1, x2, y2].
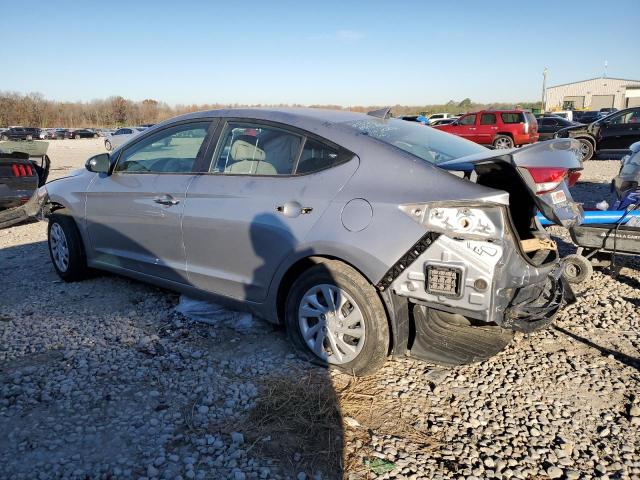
[231, 139, 266, 162]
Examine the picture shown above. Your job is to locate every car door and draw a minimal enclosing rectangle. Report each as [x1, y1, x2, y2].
[475, 113, 498, 144]
[182, 120, 359, 302]
[597, 109, 640, 150]
[455, 114, 478, 141]
[85, 120, 214, 283]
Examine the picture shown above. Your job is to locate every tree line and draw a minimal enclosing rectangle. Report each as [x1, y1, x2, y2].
[0, 92, 542, 128]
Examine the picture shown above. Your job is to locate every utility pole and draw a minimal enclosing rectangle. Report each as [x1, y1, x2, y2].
[541, 67, 548, 113]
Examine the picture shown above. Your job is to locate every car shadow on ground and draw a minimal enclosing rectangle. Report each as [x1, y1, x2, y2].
[0, 213, 346, 478]
[553, 325, 640, 371]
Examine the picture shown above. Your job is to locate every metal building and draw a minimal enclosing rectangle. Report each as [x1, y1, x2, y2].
[545, 77, 640, 111]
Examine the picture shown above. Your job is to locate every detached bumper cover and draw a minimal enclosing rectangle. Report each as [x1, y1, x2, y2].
[503, 267, 575, 332]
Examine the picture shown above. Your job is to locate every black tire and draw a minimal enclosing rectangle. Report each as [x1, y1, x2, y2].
[493, 134, 514, 149]
[576, 138, 594, 161]
[105, 139, 112, 151]
[285, 260, 389, 376]
[1, 135, 7, 141]
[47, 210, 89, 282]
[562, 254, 593, 284]
[26, 135, 33, 140]
[74, 134, 81, 140]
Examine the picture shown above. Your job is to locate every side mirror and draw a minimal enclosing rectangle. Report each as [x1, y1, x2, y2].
[451, 120, 459, 126]
[86, 153, 110, 174]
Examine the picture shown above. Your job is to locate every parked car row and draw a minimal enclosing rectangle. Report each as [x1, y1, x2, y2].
[0, 126, 151, 142]
[397, 106, 640, 161]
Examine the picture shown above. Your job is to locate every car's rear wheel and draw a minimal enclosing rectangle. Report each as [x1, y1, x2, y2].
[576, 138, 594, 161]
[104, 139, 112, 151]
[74, 134, 81, 139]
[48, 210, 89, 282]
[493, 135, 514, 149]
[1, 135, 7, 141]
[285, 260, 389, 376]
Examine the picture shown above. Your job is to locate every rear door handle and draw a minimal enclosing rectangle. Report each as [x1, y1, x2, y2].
[154, 194, 180, 206]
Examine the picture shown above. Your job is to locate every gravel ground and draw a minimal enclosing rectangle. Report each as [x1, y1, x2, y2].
[1, 140, 639, 479]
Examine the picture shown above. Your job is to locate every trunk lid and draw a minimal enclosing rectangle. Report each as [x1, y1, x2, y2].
[438, 139, 584, 227]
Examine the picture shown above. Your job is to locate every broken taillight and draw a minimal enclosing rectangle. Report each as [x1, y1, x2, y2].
[567, 170, 581, 187]
[525, 167, 569, 194]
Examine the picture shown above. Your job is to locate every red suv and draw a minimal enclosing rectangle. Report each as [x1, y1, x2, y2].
[433, 110, 539, 149]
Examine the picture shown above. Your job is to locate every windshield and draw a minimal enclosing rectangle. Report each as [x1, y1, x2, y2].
[342, 117, 486, 164]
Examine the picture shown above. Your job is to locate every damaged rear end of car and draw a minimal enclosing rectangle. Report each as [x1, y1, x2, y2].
[370, 136, 584, 365]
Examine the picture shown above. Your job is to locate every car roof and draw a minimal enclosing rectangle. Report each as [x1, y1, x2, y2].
[160, 107, 367, 129]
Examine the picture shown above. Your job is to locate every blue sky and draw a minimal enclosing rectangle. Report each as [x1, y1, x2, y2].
[1, 0, 639, 106]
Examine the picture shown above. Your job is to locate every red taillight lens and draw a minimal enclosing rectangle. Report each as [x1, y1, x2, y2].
[525, 167, 568, 194]
[567, 171, 581, 187]
[9, 163, 34, 177]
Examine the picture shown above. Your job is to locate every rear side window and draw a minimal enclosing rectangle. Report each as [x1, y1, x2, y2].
[480, 113, 496, 125]
[296, 139, 344, 174]
[212, 123, 302, 175]
[501, 113, 525, 124]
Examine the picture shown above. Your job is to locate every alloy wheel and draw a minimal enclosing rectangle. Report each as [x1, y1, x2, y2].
[494, 137, 513, 149]
[298, 284, 365, 364]
[50, 223, 70, 272]
[577, 141, 592, 161]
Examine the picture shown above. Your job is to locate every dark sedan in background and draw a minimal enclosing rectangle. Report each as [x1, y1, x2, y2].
[555, 107, 640, 161]
[536, 116, 580, 141]
[66, 129, 99, 139]
[1, 127, 41, 141]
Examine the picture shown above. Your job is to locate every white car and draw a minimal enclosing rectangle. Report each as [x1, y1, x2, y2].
[427, 113, 458, 124]
[104, 127, 146, 151]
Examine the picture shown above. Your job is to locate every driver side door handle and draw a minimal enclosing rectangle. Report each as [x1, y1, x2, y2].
[154, 194, 180, 206]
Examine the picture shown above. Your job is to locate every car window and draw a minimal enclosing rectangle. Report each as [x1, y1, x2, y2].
[608, 110, 640, 125]
[501, 113, 524, 124]
[296, 138, 345, 174]
[211, 123, 302, 175]
[345, 117, 486, 165]
[480, 113, 496, 125]
[501, 113, 520, 123]
[115, 122, 210, 174]
[459, 114, 476, 126]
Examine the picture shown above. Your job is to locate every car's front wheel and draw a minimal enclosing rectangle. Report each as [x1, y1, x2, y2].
[285, 260, 389, 376]
[74, 134, 81, 139]
[48, 210, 89, 282]
[576, 138, 594, 161]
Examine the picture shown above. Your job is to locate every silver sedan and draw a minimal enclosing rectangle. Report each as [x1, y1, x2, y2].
[41, 108, 583, 376]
